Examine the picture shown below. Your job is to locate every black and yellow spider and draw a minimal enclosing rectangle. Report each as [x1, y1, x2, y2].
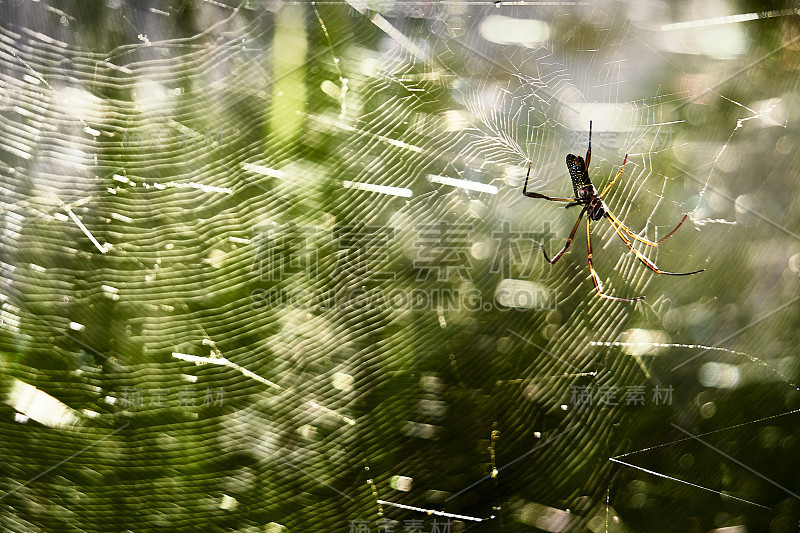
[523, 122, 704, 302]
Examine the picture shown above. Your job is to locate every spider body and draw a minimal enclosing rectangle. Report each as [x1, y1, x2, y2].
[566, 154, 592, 197]
[569, 183, 605, 220]
[565, 152, 606, 220]
[583, 193, 606, 221]
[522, 121, 704, 302]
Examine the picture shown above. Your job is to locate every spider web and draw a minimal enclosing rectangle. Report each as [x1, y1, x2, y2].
[1, 1, 799, 532]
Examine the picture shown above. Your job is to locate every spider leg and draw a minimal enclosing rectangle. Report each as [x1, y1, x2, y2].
[606, 217, 705, 276]
[586, 219, 644, 302]
[598, 154, 628, 198]
[585, 121, 592, 168]
[543, 207, 586, 264]
[605, 211, 690, 247]
[523, 161, 574, 201]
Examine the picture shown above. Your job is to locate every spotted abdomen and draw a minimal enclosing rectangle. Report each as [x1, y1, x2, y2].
[566, 154, 592, 199]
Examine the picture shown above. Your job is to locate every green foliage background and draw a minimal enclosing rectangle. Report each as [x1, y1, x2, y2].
[1, 1, 799, 532]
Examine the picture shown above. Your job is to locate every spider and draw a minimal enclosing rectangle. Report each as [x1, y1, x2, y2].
[522, 121, 704, 302]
